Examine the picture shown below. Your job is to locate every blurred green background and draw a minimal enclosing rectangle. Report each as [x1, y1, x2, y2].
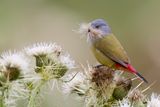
[0, 0, 160, 107]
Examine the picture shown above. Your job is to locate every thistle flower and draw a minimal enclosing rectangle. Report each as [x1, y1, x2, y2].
[0, 51, 30, 81]
[23, 42, 75, 107]
[24, 42, 62, 57]
[0, 51, 33, 107]
[24, 42, 73, 78]
[91, 66, 114, 87]
[147, 93, 160, 107]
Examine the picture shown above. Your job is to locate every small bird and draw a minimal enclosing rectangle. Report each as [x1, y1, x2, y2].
[84, 19, 148, 83]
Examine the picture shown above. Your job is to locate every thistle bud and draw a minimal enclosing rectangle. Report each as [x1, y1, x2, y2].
[113, 78, 132, 100]
[4, 66, 20, 81]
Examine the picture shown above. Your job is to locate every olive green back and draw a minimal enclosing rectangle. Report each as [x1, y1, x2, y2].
[91, 34, 130, 67]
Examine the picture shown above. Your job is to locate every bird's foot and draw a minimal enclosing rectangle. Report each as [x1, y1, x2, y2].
[94, 64, 104, 68]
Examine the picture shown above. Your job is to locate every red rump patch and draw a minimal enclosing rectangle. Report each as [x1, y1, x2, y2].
[126, 64, 137, 74]
[115, 63, 137, 74]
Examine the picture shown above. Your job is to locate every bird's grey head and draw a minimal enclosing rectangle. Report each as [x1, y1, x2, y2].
[87, 19, 111, 42]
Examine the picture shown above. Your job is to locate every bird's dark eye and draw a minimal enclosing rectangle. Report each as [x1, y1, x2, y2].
[95, 25, 100, 29]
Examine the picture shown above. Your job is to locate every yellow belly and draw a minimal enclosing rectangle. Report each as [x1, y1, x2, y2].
[91, 46, 115, 67]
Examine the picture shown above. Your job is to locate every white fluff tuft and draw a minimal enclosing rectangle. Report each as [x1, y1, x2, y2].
[147, 93, 160, 107]
[0, 51, 30, 74]
[119, 99, 133, 107]
[59, 53, 75, 69]
[24, 42, 62, 56]
[4, 81, 30, 107]
[78, 23, 90, 35]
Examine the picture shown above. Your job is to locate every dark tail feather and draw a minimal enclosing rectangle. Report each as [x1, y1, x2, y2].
[126, 64, 148, 83]
[135, 72, 148, 83]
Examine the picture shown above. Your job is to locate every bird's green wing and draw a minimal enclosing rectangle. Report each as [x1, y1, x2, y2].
[94, 34, 130, 67]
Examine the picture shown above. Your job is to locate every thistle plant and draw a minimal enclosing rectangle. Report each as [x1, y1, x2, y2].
[0, 42, 159, 107]
[24, 43, 75, 107]
[0, 52, 31, 107]
[62, 65, 159, 107]
[0, 42, 75, 107]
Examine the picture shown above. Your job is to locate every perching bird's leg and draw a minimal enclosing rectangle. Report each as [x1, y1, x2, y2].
[94, 64, 104, 68]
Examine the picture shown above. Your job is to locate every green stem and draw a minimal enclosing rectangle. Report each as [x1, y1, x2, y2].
[27, 80, 45, 107]
[0, 88, 5, 107]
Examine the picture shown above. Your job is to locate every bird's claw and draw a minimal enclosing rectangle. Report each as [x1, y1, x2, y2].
[94, 64, 104, 68]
